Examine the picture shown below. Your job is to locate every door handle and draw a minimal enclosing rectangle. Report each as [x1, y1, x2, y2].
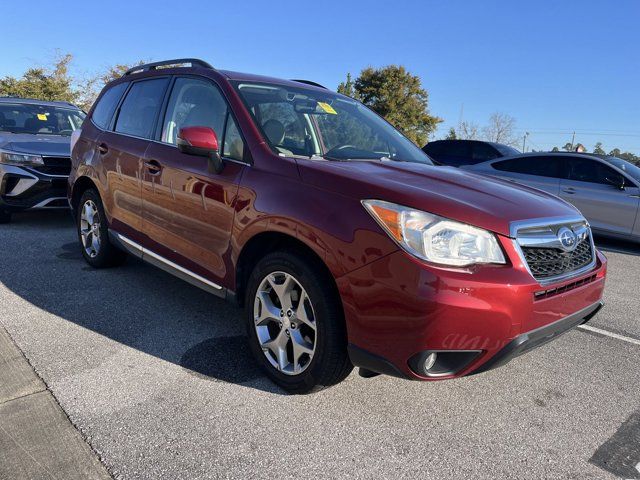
[98, 143, 109, 155]
[562, 187, 576, 194]
[144, 160, 162, 175]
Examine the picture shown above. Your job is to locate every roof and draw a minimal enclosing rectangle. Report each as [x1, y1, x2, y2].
[218, 70, 330, 93]
[0, 97, 81, 109]
[504, 151, 606, 159]
[427, 139, 513, 148]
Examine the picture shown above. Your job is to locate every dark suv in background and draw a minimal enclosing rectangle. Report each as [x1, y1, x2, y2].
[0, 97, 85, 223]
[423, 139, 520, 167]
[68, 59, 606, 393]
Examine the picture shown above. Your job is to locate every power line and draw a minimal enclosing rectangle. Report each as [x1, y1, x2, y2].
[515, 129, 640, 138]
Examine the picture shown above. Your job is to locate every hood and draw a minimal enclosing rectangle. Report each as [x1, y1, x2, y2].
[298, 160, 580, 238]
[0, 133, 71, 157]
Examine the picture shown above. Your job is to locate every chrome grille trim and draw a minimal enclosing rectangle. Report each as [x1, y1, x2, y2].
[510, 216, 597, 286]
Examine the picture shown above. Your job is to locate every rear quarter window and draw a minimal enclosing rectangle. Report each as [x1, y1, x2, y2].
[91, 83, 128, 129]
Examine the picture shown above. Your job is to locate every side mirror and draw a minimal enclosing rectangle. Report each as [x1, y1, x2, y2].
[177, 126, 224, 174]
[605, 175, 625, 190]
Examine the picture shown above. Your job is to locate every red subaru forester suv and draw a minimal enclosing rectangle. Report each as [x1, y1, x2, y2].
[69, 59, 606, 393]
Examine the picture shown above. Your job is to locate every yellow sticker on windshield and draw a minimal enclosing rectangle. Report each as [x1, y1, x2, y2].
[37, 113, 47, 121]
[317, 102, 337, 115]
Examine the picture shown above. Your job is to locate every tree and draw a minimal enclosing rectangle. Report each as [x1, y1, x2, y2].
[457, 121, 480, 140]
[551, 146, 560, 152]
[0, 53, 77, 103]
[618, 152, 639, 164]
[76, 60, 146, 110]
[444, 127, 457, 140]
[0, 54, 146, 111]
[562, 142, 574, 152]
[482, 112, 518, 146]
[608, 148, 621, 157]
[336, 73, 359, 100]
[593, 142, 606, 155]
[349, 65, 441, 146]
[99, 61, 146, 85]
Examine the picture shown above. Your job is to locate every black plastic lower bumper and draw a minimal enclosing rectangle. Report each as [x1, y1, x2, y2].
[0, 165, 68, 212]
[471, 301, 604, 375]
[349, 301, 604, 380]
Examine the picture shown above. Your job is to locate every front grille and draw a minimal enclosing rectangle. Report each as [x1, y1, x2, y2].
[515, 219, 595, 283]
[33, 156, 71, 176]
[522, 237, 593, 280]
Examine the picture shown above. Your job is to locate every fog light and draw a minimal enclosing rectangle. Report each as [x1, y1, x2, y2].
[423, 352, 438, 373]
[409, 350, 482, 377]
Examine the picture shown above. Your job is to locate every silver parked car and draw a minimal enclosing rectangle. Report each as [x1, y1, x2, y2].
[462, 152, 640, 242]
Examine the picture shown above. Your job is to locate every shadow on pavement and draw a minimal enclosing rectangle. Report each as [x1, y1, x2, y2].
[3, 211, 637, 396]
[0, 210, 281, 394]
[594, 234, 640, 256]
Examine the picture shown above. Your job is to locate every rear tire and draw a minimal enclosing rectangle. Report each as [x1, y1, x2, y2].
[245, 250, 353, 394]
[77, 189, 126, 268]
[0, 210, 11, 224]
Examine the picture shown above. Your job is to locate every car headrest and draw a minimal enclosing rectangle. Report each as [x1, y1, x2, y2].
[262, 119, 285, 146]
[24, 117, 40, 131]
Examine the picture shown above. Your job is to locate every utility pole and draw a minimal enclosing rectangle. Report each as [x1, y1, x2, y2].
[522, 132, 529, 153]
[570, 131, 576, 151]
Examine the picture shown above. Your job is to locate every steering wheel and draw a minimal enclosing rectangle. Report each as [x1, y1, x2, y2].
[324, 144, 359, 158]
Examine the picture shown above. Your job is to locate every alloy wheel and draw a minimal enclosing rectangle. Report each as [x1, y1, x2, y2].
[80, 200, 101, 258]
[253, 271, 317, 375]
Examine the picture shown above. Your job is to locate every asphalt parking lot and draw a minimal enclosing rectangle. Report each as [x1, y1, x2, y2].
[1, 210, 639, 479]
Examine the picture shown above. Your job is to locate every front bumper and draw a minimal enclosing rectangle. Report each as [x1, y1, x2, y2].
[470, 300, 602, 375]
[0, 164, 69, 211]
[338, 245, 607, 380]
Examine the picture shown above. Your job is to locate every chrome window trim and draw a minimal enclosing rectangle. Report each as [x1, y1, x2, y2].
[92, 127, 252, 168]
[510, 215, 597, 286]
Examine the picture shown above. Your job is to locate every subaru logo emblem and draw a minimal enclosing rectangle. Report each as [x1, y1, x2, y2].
[557, 227, 578, 252]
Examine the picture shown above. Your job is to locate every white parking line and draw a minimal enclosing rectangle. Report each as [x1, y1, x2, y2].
[578, 325, 640, 346]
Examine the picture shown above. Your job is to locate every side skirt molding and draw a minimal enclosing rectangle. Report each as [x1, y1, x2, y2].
[109, 230, 227, 299]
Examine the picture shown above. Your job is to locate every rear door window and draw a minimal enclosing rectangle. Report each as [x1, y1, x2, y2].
[115, 78, 169, 138]
[92, 83, 128, 129]
[492, 156, 562, 178]
[444, 141, 470, 158]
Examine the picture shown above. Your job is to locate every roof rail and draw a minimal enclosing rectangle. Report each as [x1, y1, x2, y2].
[124, 58, 214, 76]
[291, 79, 327, 89]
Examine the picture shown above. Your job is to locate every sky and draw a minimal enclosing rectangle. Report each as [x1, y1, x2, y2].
[2, 0, 639, 153]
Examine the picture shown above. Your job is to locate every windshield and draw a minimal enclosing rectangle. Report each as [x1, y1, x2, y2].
[0, 103, 85, 136]
[602, 156, 640, 184]
[232, 81, 432, 164]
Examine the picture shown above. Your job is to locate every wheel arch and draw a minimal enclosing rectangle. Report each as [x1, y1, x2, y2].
[234, 231, 341, 310]
[70, 176, 99, 215]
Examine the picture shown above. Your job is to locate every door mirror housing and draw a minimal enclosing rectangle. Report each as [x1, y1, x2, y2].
[177, 126, 224, 173]
[605, 174, 625, 190]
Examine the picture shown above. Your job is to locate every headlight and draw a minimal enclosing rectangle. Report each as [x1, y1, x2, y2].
[362, 199, 506, 267]
[0, 150, 44, 167]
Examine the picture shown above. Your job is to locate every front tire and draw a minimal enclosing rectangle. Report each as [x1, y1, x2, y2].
[245, 251, 352, 393]
[77, 189, 126, 268]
